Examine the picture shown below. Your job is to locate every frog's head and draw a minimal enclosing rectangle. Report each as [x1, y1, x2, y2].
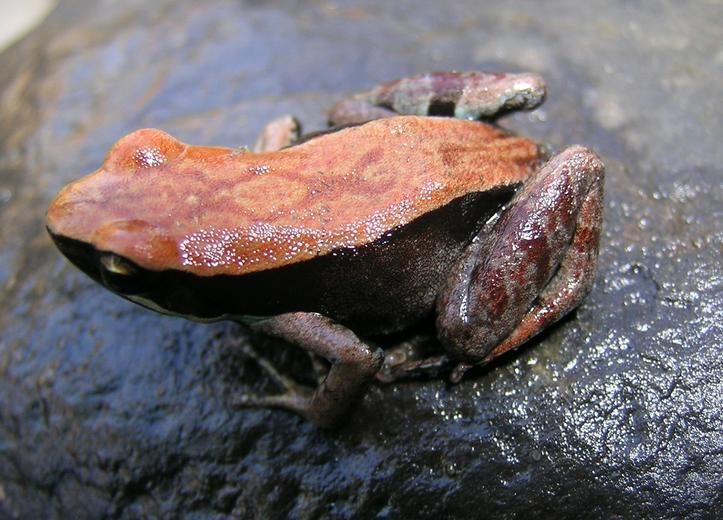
[46, 129, 194, 296]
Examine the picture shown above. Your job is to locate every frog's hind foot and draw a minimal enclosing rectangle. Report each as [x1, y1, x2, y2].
[376, 354, 450, 383]
[328, 71, 546, 126]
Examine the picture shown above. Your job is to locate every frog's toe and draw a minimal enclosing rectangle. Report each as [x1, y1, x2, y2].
[234, 338, 306, 393]
[231, 389, 313, 418]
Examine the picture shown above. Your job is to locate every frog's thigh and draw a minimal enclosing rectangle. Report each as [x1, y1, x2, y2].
[253, 115, 300, 152]
[436, 146, 605, 364]
[479, 157, 604, 364]
[245, 312, 383, 429]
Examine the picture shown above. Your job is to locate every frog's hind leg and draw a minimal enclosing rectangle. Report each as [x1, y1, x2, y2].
[231, 313, 383, 429]
[253, 115, 301, 152]
[328, 71, 546, 126]
[436, 146, 605, 381]
[473, 159, 604, 368]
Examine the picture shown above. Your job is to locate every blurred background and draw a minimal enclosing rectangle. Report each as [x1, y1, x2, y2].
[0, 0, 55, 51]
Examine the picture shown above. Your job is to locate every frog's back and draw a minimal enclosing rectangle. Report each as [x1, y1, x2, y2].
[47, 116, 540, 277]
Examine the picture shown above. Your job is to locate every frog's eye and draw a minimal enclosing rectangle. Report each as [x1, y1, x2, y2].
[99, 253, 148, 295]
[100, 254, 136, 276]
[104, 129, 186, 174]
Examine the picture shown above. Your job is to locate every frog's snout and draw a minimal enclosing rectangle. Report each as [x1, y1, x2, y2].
[46, 229, 103, 285]
[46, 181, 78, 235]
[45, 171, 109, 241]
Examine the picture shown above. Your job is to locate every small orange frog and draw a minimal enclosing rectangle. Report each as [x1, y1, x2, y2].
[47, 72, 604, 428]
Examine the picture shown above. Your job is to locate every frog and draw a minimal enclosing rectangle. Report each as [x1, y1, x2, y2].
[46, 71, 604, 429]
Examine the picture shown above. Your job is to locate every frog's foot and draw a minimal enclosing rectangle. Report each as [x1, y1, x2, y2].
[232, 387, 313, 420]
[232, 313, 383, 429]
[376, 354, 450, 383]
[231, 338, 310, 397]
[374, 334, 452, 383]
[253, 115, 301, 152]
[437, 146, 605, 381]
[328, 71, 546, 126]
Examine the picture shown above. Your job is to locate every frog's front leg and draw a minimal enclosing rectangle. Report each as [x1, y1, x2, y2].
[328, 71, 546, 125]
[232, 313, 384, 429]
[437, 146, 605, 379]
[253, 115, 300, 152]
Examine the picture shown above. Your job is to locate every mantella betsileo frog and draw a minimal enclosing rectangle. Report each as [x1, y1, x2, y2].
[46, 72, 604, 428]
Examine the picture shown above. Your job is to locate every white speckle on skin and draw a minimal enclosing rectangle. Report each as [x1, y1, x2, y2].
[247, 164, 271, 175]
[133, 147, 167, 168]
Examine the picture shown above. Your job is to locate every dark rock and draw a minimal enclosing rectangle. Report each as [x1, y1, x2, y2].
[1, 1, 721, 518]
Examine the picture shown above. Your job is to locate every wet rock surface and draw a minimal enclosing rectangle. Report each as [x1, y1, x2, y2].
[1, 1, 721, 518]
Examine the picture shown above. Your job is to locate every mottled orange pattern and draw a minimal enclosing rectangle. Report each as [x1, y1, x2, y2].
[47, 116, 540, 275]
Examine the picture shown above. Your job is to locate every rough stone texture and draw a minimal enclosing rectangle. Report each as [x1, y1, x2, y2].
[1, 1, 721, 518]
